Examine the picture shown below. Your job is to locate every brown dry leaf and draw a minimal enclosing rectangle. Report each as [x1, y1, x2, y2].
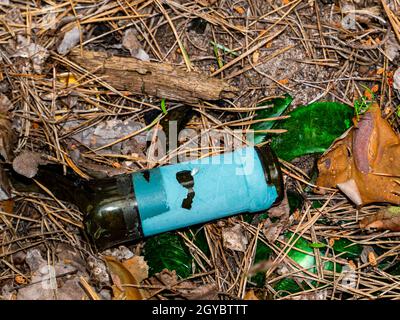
[264, 192, 290, 242]
[244, 289, 259, 300]
[122, 255, 149, 284]
[360, 206, 400, 231]
[122, 28, 150, 61]
[12, 151, 46, 178]
[268, 191, 290, 218]
[316, 104, 400, 206]
[57, 25, 80, 55]
[146, 269, 177, 297]
[17, 248, 86, 300]
[222, 224, 248, 252]
[156, 269, 178, 287]
[104, 256, 144, 300]
[263, 218, 287, 242]
[8, 35, 49, 73]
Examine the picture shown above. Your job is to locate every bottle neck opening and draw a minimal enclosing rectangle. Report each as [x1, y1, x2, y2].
[255, 144, 284, 205]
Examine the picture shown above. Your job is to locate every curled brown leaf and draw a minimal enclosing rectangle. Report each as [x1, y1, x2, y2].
[104, 256, 145, 300]
[316, 104, 400, 206]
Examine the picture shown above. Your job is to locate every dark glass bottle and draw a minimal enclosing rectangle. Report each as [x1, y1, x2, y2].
[12, 144, 283, 249]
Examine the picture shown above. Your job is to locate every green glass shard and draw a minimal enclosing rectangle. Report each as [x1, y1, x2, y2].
[271, 101, 354, 161]
[273, 233, 343, 294]
[250, 241, 273, 287]
[187, 227, 210, 257]
[382, 260, 400, 275]
[312, 200, 323, 209]
[252, 94, 293, 145]
[332, 238, 363, 260]
[144, 228, 211, 279]
[143, 232, 193, 279]
[285, 233, 316, 272]
[274, 278, 303, 295]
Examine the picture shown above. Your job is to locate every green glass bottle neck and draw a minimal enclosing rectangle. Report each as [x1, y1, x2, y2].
[9, 165, 90, 208]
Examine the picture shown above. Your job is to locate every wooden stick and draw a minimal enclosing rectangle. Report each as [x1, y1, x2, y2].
[68, 49, 238, 103]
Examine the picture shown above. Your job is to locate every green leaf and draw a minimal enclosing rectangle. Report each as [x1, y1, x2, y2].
[309, 242, 326, 249]
[210, 41, 239, 56]
[252, 94, 293, 145]
[396, 105, 400, 117]
[160, 98, 167, 114]
[143, 232, 193, 279]
[271, 101, 354, 161]
[213, 44, 224, 69]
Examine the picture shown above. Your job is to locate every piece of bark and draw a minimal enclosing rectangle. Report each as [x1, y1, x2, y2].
[68, 49, 238, 103]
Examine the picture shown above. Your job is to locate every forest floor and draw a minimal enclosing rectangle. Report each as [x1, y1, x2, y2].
[0, 0, 400, 300]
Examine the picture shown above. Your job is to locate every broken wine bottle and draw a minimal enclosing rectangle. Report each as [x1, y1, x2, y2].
[15, 145, 283, 249]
